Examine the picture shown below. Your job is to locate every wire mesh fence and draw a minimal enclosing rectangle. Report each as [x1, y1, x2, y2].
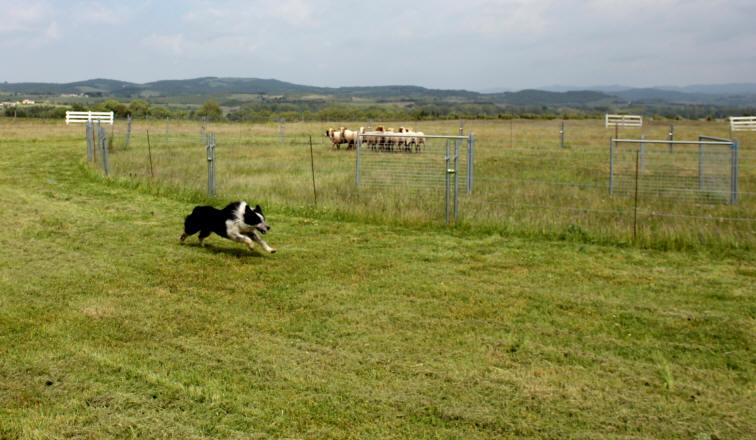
[356, 134, 471, 191]
[610, 138, 737, 204]
[355, 133, 473, 223]
[84, 118, 755, 246]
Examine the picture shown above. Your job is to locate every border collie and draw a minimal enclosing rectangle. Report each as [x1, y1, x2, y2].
[180, 201, 276, 254]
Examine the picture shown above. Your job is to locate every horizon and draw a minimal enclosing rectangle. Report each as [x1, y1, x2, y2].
[3, 76, 756, 95]
[1, 1, 753, 91]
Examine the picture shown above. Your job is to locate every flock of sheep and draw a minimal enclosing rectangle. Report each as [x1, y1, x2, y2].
[325, 126, 426, 153]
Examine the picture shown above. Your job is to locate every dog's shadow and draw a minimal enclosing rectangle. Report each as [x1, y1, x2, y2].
[182, 242, 265, 259]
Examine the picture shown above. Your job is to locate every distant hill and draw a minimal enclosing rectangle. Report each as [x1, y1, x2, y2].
[0, 77, 616, 106]
[488, 89, 616, 106]
[538, 83, 756, 106]
[2, 77, 755, 107]
[657, 83, 756, 95]
[0, 77, 330, 97]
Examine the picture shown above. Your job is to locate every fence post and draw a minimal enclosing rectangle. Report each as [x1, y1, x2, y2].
[201, 116, 206, 142]
[467, 133, 474, 194]
[668, 125, 674, 152]
[698, 136, 703, 190]
[280, 118, 285, 144]
[633, 150, 639, 241]
[454, 139, 459, 223]
[166, 117, 169, 143]
[609, 137, 614, 194]
[640, 134, 645, 173]
[445, 139, 451, 224]
[100, 123, 110, 176]
[355, 132, 361, 189]
[125, 116, 132, 150]
[206, 133, 216, 196]
[86, 121, 93, 161]
[560, 120, 565, 148]
[212, 133, 216, 196]
[309, 136, 317, 204]
[731, 140, 739, 204]
[146, 130, 154, 179]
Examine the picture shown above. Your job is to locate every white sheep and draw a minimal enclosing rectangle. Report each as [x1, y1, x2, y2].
[405, 128, 424, 152]
[340, 127, 358, 150]
[359, 127, 377, 150]
[384, 127, 396, 151]
[413, 130, 425, 152]
[325, 128, 346, 150]
[374, 126, 386, 150]
[397, 127, 411, 152]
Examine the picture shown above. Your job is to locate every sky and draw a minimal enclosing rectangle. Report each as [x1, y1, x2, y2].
[1, 0, 754, 91]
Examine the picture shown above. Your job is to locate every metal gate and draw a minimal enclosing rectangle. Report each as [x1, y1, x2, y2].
[610, 137, 738, 204]
[355, 132, 474, 223]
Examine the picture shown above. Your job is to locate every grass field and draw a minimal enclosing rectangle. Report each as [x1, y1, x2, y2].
[95, 117, 756, 250]
[0, 119, 754, 439]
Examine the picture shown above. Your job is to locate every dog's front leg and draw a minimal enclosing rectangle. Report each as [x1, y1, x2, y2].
[228, 232, 256, 251]
[248, 231, 276, 254]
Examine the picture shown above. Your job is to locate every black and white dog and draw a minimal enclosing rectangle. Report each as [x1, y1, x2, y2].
[180, 201, 276, 254]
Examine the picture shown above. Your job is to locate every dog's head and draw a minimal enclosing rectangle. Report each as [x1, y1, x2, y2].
[243, 204, 271, 234]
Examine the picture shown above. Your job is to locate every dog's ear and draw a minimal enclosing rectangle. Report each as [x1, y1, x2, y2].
[254, 204, 261, 212]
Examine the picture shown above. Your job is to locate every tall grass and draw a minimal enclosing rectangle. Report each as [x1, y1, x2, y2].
[93, 118, 755, 250]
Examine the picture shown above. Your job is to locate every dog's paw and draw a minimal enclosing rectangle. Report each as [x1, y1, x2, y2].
[268, 248, 277, 254]
[179, 233, 187, 242]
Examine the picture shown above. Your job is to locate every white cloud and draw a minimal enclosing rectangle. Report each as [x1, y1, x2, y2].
[141, 33, 185, 55]
[267, 0, 313, 26]
[71, 1, 133, 25]
[44, 21, 61, 40]
[0, 0, 53, 34]
[182, 0, 315, 31]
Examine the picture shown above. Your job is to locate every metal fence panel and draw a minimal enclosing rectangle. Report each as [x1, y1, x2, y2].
[356, 133, 470, 194]
[611, 138, 736, 204]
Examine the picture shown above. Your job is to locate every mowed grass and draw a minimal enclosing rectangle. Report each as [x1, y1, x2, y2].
[0, 120, 754, 439]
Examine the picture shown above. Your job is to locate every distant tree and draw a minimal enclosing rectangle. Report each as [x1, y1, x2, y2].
[128, 100, 150, 118]
[197, 99, 224, 121]
[97, 99, 129, 118]
[149, 106, 171, 119]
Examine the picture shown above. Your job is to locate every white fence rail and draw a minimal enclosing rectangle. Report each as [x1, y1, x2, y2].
[66, 111, 114, 125]
[605, 114, 642, 128]
[729, 116, 756, 132]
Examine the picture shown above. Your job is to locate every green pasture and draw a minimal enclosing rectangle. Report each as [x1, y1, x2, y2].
[99, 118, 756, 250]
[0, 119, 753, 439]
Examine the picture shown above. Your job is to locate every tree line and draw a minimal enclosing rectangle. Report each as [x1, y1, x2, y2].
[3, 98, 754, 122]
